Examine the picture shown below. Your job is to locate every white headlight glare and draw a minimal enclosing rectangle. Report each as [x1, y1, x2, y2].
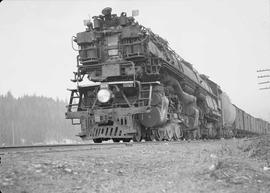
[97, 89, 111, 103]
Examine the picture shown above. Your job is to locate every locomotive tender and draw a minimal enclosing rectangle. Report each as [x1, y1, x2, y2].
[66, 8, 270, 143]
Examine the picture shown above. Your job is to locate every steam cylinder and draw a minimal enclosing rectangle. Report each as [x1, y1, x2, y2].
[139, 93, 169, 127]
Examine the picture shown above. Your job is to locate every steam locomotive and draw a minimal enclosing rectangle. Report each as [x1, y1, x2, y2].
[66, 7, 270, 143]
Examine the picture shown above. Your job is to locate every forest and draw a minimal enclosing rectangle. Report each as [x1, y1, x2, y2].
[0, 92, 80, 146]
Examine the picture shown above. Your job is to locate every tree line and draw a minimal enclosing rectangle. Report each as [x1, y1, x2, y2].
[0, 92, 79, 146]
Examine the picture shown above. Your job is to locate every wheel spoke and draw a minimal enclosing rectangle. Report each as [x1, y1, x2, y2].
[149, 129, 156, 141]
[166, 126, 174, 141]
[174, 124, 182, 140]
[157, 128, 164, 141]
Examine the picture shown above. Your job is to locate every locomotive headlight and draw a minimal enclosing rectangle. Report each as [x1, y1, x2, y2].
[97, 89, 111, 103]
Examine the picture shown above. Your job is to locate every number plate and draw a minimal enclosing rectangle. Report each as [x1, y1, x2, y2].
[100, 83, 108, 89]
[94, 115, 100, 122]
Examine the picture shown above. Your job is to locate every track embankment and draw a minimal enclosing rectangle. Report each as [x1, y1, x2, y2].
[1, 137, 270, 193]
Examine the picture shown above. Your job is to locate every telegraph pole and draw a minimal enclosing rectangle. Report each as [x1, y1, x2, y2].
[257, 69, 270, 90]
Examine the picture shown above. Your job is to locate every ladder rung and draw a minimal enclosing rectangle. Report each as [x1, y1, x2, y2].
[69, 103, 79, 106]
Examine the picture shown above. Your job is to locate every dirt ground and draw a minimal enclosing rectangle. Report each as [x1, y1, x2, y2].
[1, 137, 270, 193]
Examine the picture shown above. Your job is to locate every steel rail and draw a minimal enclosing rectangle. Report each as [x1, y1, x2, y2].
[0, 139, 221, 153]
[0, 143, 120, 151]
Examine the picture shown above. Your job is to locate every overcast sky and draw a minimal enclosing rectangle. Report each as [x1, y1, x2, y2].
[0, 0, 269, 121]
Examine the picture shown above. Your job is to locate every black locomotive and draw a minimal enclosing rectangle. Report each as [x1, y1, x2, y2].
[66, 8, 270, 143]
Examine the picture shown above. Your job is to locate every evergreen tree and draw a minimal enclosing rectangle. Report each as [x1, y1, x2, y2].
[0, 92, 79, 146]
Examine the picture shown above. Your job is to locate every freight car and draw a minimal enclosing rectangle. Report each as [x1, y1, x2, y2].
[232, 105, 270, 137]
[65, 8, 270, 142]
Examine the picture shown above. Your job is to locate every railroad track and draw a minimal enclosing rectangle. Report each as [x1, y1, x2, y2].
[0, 138, 219, 154]
[0, 142, 123, 153]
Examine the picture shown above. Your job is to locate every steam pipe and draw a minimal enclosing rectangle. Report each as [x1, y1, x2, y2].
[163, 76, 196, 105]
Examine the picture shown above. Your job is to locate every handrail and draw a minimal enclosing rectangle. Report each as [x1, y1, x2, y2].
[71, 36, 79, 51]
